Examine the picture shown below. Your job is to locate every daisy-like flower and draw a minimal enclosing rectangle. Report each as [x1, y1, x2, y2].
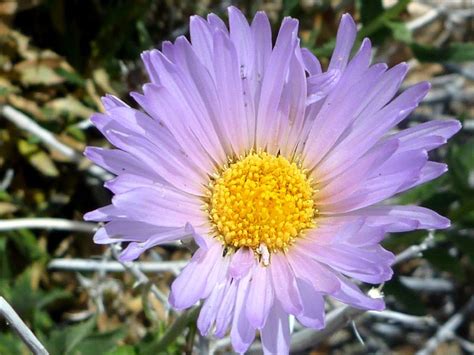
[84, 7, 460, 354]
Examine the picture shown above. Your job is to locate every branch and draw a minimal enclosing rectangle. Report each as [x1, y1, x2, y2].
[110, 245, 170, 307]
[0, 297, 49, 355]
[367, 310, 437, 328]
[48, 258, 186, 275]
[0, 218, 97, 233]
[393, 231, 435, 265]
[416, 296, 474, 355]
[406, 6, 445, 32]
[0, 104, 110, 180]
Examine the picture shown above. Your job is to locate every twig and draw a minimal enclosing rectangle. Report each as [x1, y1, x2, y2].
[0, 169, 14, 190]
[367, 310, 437, 328]
[407, 6, 446, 32]
[0, 297, 49, 355]
[48, 258, 186, 275]
[110, 245, 170, 308]
[0, 104, 110, 180]
[393, 231, 435, 265]
[416, 296, 474, 355]
[0, 218, 97, 233]
[399, 276, 454, 293]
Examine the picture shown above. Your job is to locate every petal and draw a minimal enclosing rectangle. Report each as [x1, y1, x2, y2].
[331, 274, 385, 311]
[229, 248, 256, 280]
[287, 248, 341, 294]
[119, 225, 191, 261]
[84, 147, 155, 178]
[260, 301, 290, 355]
[350, 205, 450, 231]
[270, 253, 303, 315]
[169, 242, 223, 309]
[301, 47, 322, 74]
[328, 14, 357, 71]
[295, 279, 325, 329]
[246, 265, 274, 329]
[111, 186, 205, 227]
[231, 273, 256, 353]
[388, 119, 461, 152]
[214, 279, 238, 337]
[255, 17, 298, 149]
[212, 29, 250, 154]
[197, 281, 227, 336]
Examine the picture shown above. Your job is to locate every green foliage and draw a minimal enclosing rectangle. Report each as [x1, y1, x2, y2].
[412, 43, 474, 62]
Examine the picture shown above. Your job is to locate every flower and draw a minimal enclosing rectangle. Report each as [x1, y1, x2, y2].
[84, 7, 461, 354]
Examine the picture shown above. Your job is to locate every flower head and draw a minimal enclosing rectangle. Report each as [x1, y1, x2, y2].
[85, 7, 460, 354]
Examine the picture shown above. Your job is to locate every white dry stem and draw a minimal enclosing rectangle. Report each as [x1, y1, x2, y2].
[109, 245, 170, 309]
[393, 231, 435, 265]
[48, 258, 186, 275]
[367, 310, 437, 327]
[416, 296, 474, 355]
[0, 218, 97, 233]
[0, 297, 49, 355]
[0, 104, 110, 180]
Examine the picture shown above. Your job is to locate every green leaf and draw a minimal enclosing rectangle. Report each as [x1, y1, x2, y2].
[412, 42, 474, 62]
[73, 327, 127, 354]
[384, 277, 426, 315]
[447, 138, 474, 194]
[106, 345, 137, 355]
[424, 247, 465, 281]
[387, 21, 412, 43]
[357, 0, 411, 39]
[64, 317, 97, 354]
[46, 317, 97, 354]
[0, 333, 24, 354]
[358, 0, 384, 26]
[282, 0, 299, 17]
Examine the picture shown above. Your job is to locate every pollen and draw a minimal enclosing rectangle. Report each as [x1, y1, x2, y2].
[207, 152, 315, 253]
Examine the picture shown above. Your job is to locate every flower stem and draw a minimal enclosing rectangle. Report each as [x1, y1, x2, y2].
[142, 307, 200, 354]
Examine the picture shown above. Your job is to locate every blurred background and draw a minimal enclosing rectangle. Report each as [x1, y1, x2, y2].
[0, 0, 473, 354]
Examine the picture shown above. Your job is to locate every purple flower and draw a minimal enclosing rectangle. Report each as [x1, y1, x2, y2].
[84, 7, 460, 354]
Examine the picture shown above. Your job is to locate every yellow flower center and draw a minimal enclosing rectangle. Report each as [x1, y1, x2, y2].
[207, 152, 315, 254]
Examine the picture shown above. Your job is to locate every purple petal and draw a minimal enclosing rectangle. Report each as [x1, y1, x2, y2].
[331, 274, 385, 311]
[246, 266, 274, 329]
[214, 279, 238, 337]
[295, 280, 325, 329]
[260, 301, 290, 355]
[212, 29, 250, 154]
[288, 248, 341, 294]
[189, 15, 214, 71]
[169, 243, 223, 309]
[197, 281, 227, 336]
[231, 274, 256, 353]
[84, 204, 123, 222]
[84, 147, 154, 178]
[270, 253, 303, 315]
[255, 17, 298, 149]
[352, 205, 450, 231]
[119, 226, 191, 261]
[104, 174, 156, 194]
[301, 47, 322, 74]
[229, 248, 256, 280]
[388, 119, 461, 152]
[101, 94, 129, 110]
[328, 14, 357, 71]
[111, 186, 205, 227]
